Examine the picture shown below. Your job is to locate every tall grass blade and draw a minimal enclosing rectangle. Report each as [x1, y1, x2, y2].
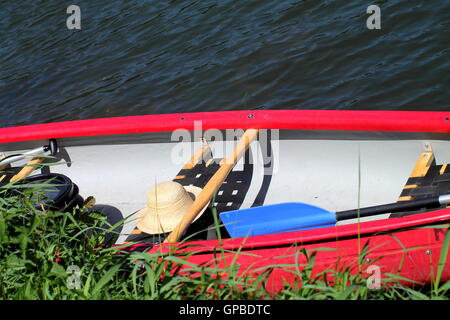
[91, 264, 121, 297]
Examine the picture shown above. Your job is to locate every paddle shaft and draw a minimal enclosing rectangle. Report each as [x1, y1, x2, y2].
[220, 194, 450, 238]
[164, 129, 259, 243]
[10, 157, 45, 182]
[336, 194, 450, 221]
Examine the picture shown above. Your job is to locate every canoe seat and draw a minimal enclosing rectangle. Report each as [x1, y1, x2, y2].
[392, 150, 450, 217]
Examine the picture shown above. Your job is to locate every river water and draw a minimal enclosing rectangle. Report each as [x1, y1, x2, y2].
[0, 0, 449, 127]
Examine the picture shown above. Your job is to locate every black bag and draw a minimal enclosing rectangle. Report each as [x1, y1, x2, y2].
[5, 173, 84, 212]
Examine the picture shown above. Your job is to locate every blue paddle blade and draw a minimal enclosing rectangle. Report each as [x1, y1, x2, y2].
[219, 202, 337, 238]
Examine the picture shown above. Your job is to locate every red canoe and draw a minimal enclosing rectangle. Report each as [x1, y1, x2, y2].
[1, 110, 450, 291]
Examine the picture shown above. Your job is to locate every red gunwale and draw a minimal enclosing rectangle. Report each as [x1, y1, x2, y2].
[1, 110, 450, 143]
[150, 208, 450, 254]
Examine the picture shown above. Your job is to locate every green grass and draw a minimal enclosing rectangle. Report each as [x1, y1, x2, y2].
[0, 178, 449, 300]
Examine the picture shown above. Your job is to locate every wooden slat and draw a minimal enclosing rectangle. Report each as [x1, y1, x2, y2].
[205, 158, 215, 167]
[398, 150, 434, 202]
[182, 139, 211, 170]
[409, 151, 434, 178]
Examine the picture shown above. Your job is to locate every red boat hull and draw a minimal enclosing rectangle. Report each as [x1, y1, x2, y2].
[2, 110, 450, 290]
[148, 208, 450, 292]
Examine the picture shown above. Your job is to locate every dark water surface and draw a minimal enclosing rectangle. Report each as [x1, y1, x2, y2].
[0, 0, 449, 127]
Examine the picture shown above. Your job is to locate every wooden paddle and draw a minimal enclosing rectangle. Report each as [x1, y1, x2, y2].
[1, 139, 57, 183]
[164, 129, 259, 243]
[10, 157, 45, 182]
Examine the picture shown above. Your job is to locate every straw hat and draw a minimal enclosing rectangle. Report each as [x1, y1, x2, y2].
[136, 181, 209, 234]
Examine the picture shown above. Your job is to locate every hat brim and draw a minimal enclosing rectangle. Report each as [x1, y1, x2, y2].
[136, 185, 210, 235]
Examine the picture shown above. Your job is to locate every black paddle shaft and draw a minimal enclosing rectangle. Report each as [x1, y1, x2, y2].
[336, 196, 443, 221]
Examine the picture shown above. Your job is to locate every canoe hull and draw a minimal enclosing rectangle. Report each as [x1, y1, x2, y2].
[183, 224, 449, 292]
[2, 110, 450, 290]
